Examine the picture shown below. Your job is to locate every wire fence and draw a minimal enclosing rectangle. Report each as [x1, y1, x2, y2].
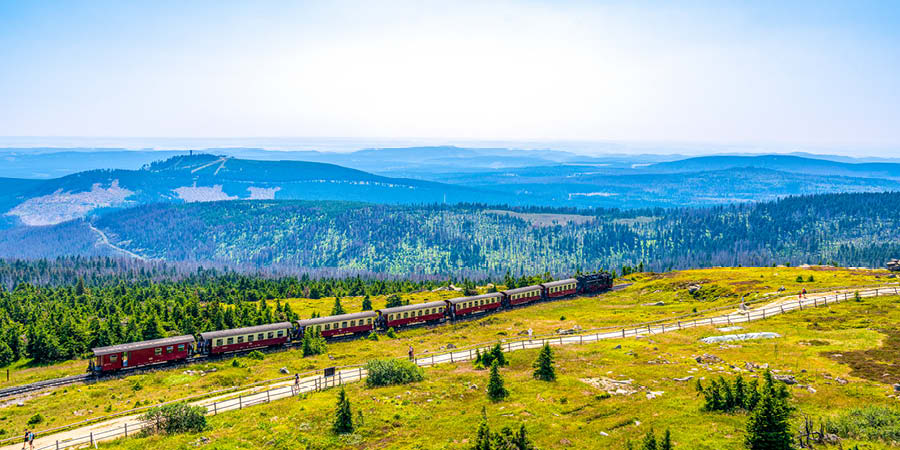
[13, 285, 900, 450]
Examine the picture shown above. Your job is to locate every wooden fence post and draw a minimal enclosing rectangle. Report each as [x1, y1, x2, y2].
[124, 423, 128, 437]
[239, 395, 242, 410]
[213, 402, 217, 415]
[266, 389, 271, 403]
[90, 432, 94, 447]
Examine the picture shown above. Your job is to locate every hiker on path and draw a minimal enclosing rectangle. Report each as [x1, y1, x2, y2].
[408, 345, 414, 361]
[22, 428, 28, 450]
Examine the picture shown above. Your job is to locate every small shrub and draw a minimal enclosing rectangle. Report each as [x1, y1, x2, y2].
[131, 380, 143, 391]
[27, 414, 44, 425]
[824, 406, 900, 442]
[231, 359, 245, 368]
[386, 327, 397, 338]
[366, 331, 379, 341]
[559, 316, 566, 321]
[247, 350, 265, 360]
[796, 275, 804, 283]
[141, 402, 207, 434]
[365, 359, 424, 388]
[807, 275, 815, 282]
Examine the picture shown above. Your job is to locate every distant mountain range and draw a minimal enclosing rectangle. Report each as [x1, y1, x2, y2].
[2, 151, 900, 229]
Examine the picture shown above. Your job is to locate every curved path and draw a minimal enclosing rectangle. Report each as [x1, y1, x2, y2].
[5, 285, 898, 450]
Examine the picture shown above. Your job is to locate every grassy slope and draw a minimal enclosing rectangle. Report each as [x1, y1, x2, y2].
[101, 293, 900, 450]
[0, 267, 896, 444]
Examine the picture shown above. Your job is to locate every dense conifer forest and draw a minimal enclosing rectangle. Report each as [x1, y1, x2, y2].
[82, 192, 900, 275]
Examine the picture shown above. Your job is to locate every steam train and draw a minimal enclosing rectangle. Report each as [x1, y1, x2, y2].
[90, 272, 613, 373]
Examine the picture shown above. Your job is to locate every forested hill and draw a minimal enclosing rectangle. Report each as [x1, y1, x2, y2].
[2, 192, 898, 276]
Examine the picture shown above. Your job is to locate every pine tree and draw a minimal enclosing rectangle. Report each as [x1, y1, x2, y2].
[142, 313, 166, 340]
[0, 339, 14, 367]
[745, 370, 792, 450]
[659, 430, 673, 450]
[490, 343, 507, 367]
[733, 375, 747, 410]
[473, 407, 492, 450]
[745, 379, 761, 410]
[332, 387, 354, 434]
[532, 343, 556, 381]
[641, 430, 658, 450]
[487, 360, 509, 402]
[361, 295, 372, 311]
[331, 297, 345, 316]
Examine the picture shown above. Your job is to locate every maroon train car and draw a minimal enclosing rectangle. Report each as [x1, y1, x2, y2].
[199, 322, 293, 355]
[379, 301, 447, 329]
[447, 292, 504, 319]
[91, 335, 195, 373]
[542, 278, 578, 298]
[296, 311, 376, 339]
[503, 285, 543, 306]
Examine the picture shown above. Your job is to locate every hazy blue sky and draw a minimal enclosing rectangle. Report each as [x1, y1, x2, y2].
[1, 1, 898, 150]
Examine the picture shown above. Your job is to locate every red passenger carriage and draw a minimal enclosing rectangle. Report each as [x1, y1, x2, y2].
[91, 335, 195, 373]
[296, 311, 376, 338]
[199, 322, 293, 355]
[542, 278, 578, 298]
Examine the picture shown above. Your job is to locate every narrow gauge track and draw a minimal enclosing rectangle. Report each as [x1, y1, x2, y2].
[1, 278, 621, 400]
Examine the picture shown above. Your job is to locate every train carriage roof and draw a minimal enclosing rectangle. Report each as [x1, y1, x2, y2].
[296, 311, 377, 327]
[541, 278, 578, 288]
[199, 322, 293, 340]
[447, 292, 504, 305]
[503, 285, 543, 295]
[92, 335, 196, 356]
[379, 300, 447, 315]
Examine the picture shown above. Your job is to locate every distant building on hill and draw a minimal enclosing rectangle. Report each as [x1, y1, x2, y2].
[888, 259, 900, 272]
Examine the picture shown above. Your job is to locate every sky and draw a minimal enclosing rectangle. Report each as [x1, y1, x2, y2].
[1, 1, 899, 153]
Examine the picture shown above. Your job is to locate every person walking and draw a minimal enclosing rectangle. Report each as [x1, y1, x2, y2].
[22, 428, 29, 450]
[408, 345, 414, 361]
[28, 430, 34, 450]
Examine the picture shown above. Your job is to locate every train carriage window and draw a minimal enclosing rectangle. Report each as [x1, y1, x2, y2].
[155, 347, 162, 355]
[166, 346, 174, 353]
[216, 339, 223, 347]
[248, 334, 254, 342]
[277, 330, 284, 337]
[367, 318, 372, 324]
[178, 344, 185, 351]
[350, 320, 355, 327]
[268, 332, 274, 339]
[110, 354, 117, 362]
[325, 324, 330, 330]
[258, 333, 264, 340]
[237, 336, 244, 344]
[227, 337, 234, 345]
[403, 312, 408, 318]
[341, 321, 348, 328]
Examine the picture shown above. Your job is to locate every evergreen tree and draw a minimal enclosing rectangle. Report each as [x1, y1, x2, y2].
[490, 343, 507, 367]
[0, 339, 14, 367]
[385, 294, 403, 308]
[472, 407, 492, 450]
[659, 430, 673, 450]
[745, 379, 761, 411]
[745, 371, 793, 450]
[733, 375, 747, 410]
[302, 329, 327, 357]
[361, 295, 372, 311]
[487, 360, 509, 402]
[641, 430, 658, 450]
[142, 313, 166, 340]
[331, 297, 345, 316]
[532, 343, 555, 381]
[332, 387, 354, 434]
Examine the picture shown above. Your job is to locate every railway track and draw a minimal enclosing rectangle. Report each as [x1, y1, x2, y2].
[0, 374, 92, 399]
